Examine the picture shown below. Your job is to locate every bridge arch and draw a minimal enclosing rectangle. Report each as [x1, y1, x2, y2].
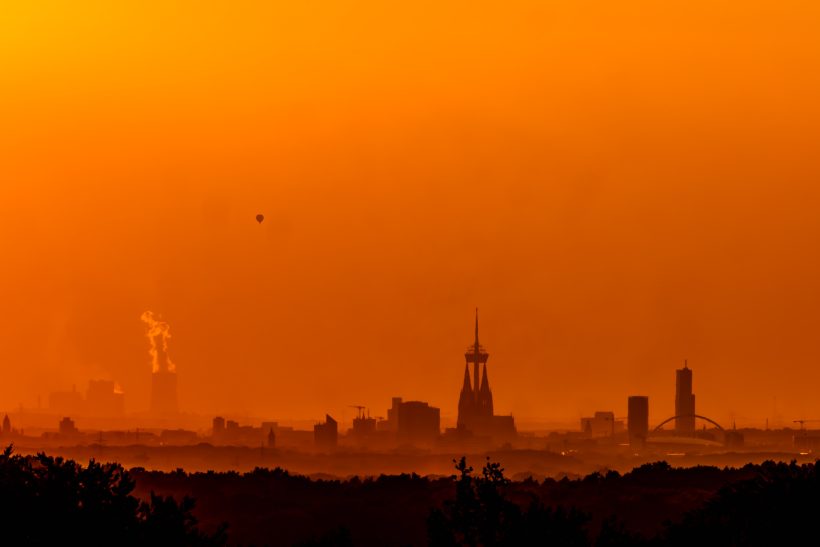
[650, 414, 725, 435]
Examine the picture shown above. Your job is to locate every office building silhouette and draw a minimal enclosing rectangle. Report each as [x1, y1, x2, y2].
[314, 414, 338, 448]
[675, 361, 696, 434]
[628, 395, 649, 447]
[393, 398, 440, 444]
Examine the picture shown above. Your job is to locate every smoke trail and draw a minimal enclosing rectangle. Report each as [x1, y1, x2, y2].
[140, 311, 176, 373]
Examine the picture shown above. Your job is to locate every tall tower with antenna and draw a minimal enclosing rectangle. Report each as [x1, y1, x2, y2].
[457, 309, 508, 436]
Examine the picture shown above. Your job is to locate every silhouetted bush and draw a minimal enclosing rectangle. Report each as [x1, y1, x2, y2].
[0, 446, 225, 546]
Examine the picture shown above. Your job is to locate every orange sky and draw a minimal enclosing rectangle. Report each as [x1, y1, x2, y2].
[2, 1, 820, 427]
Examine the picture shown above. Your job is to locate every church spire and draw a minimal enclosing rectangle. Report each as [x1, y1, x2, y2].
[461, 364, 472, 392]
[479, 363, 494, 415]
[458, 364, 474, 428]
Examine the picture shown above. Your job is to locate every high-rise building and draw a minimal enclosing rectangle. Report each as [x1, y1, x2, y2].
[456, 310, 516, 440]
[628, 396, 649, 447]
[396, 400, 440, 444]
[212, 416, 226, 437]
[675, 361, 696, 434]
[314, 414, 338, 448]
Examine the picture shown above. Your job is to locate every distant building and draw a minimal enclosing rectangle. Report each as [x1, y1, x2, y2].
[725, 428, 745, 448]
[351, 410, 377, 437]
[159, 429, 198, 445]
[209, 418, 280, 445]
[580, 411, 624, 438]
[267, 427, 276, 448]
[392, 398, 440, 444]
[456, 311, 516, 440]
[212, 416, 226, 436]
[793, 430, 820, 451]
[382, 397, 403, 432]
[59, 417, 78, 436]
[49, 381, 125, 417]
[48, 386, 84, 416]
[628, 396, 649, 447]
[86, 380, 125, 417]
[675, 361, 696, 435]
[314, 415, 338, 448]
[218, 420, 258, 443]
[2, 414, 10, 435]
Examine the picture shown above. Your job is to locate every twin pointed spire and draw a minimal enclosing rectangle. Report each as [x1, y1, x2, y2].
[458, 308, 494, 419]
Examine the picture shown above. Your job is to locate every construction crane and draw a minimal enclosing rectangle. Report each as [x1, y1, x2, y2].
[793, 419, 820, 430]
[349, 405, 367, 419]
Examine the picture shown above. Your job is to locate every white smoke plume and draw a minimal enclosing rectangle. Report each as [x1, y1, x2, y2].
[140, 311, 176, 373]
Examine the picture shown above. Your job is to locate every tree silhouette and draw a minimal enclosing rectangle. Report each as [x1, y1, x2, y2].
[429, 457, 589, 546]
[0, 445, 225, 546]
[663, 460, 820, 546]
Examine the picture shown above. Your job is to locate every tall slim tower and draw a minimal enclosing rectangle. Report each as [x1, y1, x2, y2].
[675, 360, 695, 434]
[457, 309, 493, 430]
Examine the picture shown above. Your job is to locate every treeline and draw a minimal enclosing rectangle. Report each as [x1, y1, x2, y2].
[133, 456, 820, 546]
[427, 457, 820, 546]
[2, 444, 820, 546]
[0, 446, 225, 546]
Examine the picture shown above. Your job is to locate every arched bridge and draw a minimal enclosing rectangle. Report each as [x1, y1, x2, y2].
[650, 414, 725, 435]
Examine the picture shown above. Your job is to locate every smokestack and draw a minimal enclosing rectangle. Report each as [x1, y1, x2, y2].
[140, 311, 175, 373]
[141, 311, 179, 416]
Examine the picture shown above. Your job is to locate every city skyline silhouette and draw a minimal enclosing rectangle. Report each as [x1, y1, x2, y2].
[2, 2, 819, 544]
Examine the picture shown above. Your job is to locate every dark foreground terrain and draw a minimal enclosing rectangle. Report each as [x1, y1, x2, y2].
[1, 445, 819, 546]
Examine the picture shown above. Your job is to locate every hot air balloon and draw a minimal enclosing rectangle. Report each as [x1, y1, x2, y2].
[256, 214, 264, 224]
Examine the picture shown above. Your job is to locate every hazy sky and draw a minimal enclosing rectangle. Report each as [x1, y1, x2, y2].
[2, 1, 820, 427]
